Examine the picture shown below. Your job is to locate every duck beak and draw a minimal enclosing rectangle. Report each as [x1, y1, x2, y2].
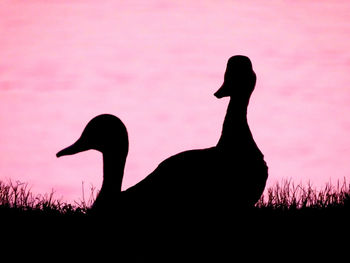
[214, 82, 229, 98]
[56, 137, 88, 158]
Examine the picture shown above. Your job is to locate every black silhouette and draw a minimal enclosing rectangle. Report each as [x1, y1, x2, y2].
[56, 55, 268, 218]
[56, 114, 128, 213]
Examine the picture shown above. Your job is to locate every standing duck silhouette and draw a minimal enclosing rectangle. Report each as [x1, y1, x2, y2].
[56, 55, 268, 216]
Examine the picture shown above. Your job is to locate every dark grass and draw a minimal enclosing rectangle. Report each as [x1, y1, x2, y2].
[0, 178, 349, 218]
[0, 180, 90, 217]
[255, 178, 350, 216]
[1, 179, 349, 258]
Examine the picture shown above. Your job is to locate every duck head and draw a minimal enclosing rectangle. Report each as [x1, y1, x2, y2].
[56, 114, 129, 159]
[214, 55, 256, 99]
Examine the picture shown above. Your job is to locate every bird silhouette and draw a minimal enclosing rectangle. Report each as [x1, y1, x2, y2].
[56, 55, 268, 218]
[56, 114, 128, 213]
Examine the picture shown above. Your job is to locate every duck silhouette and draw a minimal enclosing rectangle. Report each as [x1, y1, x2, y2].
[56, 55, 268, 217]
[56, 114, 128, 213]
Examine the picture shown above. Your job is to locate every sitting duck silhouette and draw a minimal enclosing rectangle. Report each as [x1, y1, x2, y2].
[57, 55, 268, 217]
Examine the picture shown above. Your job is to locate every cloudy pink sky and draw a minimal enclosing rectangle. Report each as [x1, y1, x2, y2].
[0, 0, 350, 202]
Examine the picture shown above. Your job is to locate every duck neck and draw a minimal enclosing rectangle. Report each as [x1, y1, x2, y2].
[100, 152, 126, 196]
[216, 97, 254, 149]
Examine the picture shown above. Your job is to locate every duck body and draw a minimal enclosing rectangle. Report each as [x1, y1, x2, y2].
[122, 116, 267, 216]
[121, 147, 218, 214]
[122, 147, 267, 215]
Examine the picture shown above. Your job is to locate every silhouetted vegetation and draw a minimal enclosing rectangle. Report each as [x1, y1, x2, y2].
[0, 180, 89, 217]
[255, 179, 350, 218]
[0, 179, 349, 217]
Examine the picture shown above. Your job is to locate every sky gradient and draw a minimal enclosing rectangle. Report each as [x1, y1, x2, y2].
[1, 0, 350, 202]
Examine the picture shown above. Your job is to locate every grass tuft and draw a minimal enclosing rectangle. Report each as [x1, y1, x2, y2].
[255, 178, 350, 216]
[0, 180, 90, 216]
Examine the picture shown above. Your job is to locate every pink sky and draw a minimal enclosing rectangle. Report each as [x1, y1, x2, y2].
[0, 0, 350, 203]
